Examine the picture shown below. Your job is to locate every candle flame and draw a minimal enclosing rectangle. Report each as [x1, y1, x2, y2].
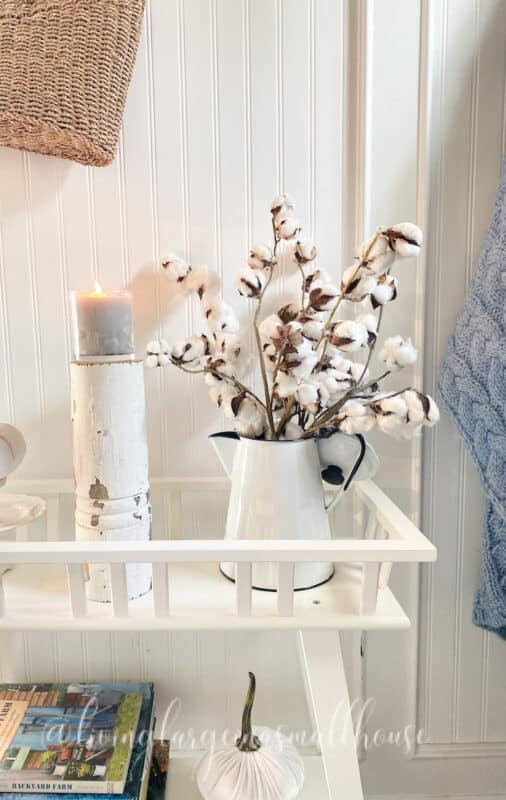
[93, 280, 106, 297]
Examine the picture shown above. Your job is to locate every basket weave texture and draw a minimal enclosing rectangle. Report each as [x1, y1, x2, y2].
[0, 0, 145, 167]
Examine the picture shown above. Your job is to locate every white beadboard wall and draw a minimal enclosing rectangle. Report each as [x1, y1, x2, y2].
[1, 1, 506, 797]
[419, 0, 506, 752]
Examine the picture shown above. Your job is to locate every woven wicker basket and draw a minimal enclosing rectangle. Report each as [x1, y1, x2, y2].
[0, 0, 145, 167]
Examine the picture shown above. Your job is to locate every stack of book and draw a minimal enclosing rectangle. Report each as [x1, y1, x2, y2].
[0, 683, 169, 800]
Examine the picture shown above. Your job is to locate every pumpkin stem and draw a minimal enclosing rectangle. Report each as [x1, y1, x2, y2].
[236, 672, 262, 752]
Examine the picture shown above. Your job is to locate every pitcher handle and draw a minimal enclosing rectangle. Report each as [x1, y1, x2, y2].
[324, 434, 367, 513]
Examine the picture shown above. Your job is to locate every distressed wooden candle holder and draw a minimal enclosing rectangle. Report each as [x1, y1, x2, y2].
[71, 359, 151, 602]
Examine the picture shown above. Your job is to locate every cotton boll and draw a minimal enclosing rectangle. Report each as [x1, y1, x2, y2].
[309, 281, 340, 311]
[161, 253, 191, 282]
[376, 394, 408, 417]
[271, 320, 304, 352]
[232, 396, 266, 438]
[284, 335, 313, 363]
[327, 356, 365, 389]
[404, 390, 440, 426]
[237, 267, 266, 297]
[274, 371, 299, 399]
[184, 264, 221, 298]
[201, 296, 238, 332]
[202, 354, 234, 377]
[248, 243, 275, 270]
[282, 421, 304, 440]
[357, 313, 377, 335]
[341, 264, 377, 301]
[259, 314, 283, 341]
[291, 238, 317, 265]
[275, 214, 302, 240]
[214, 303, 241, 333]
[350, 361, 367, 384]
[384, 223, 422, 258]
[208, 384, 236, 411]
[277, 303, 300, 324]
[263, 343, 278, 372]
[357, 313, 378, 344]
[314, 371, 343, 404]
[290, 352, 318, 380]
[299, 310, 324, 341]
[316, 373, 340, 402]
[379, 335, 417, 370]
[375, 413, 406, 437]
[205, 370, 224, 388]
[329, 355, 353, 374]
[305, 267, 332, 286]
[321, 367, 351, 395]
[424, 394, 440, 424]
[371, 274, 398, 308]
[335, 401, 377, 435]
[146, 339, 181, 367]
[215, 332, 241, 361]
[403, 389, 426, 425]
[357, 233, 395, 273]
[315, 381, 331, 411]
[296, 382, 318, 411]
[171, 335, 211, 367]
[372, 394, 409, 437]
[329, 320, 368, 352]
[271, 193, 295, 216]
[216, 385, 243, 419]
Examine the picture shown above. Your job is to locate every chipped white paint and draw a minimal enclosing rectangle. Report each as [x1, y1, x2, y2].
[71, 360, 151, 600]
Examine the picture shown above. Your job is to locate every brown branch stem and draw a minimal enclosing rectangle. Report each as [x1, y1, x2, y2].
[302, 368, 392, 437]
[172, 360, 266, 410]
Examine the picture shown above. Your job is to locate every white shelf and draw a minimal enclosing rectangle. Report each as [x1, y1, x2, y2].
[0, 479, 436, 800]
[0, 561, 409, 631]
[0, 478, 435, 633]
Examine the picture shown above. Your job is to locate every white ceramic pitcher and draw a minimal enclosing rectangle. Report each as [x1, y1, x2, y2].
[210, 431, 379, 591]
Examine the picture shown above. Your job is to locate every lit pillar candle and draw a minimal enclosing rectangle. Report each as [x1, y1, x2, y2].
[69, 280, 151, 603]
[70, 281, 133, 359]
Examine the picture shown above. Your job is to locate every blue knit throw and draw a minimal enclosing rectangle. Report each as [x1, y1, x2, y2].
[439, 158, 506, 639]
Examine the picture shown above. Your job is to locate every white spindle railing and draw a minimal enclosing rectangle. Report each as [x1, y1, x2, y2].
[236, 561, 252, 616]
[278, 562, 295, 616]
[66, 563, 87, 617]
[0, 480, 436, 629]
[152, 562, 170, 616]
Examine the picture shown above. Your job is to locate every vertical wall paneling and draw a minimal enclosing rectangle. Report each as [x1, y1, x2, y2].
[1, 1, 506, 796]
[419, 0, 506, 762]
[358, 1, 423, 792]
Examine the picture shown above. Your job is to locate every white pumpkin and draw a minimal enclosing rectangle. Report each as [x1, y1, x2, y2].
[197, 673, 304, 800]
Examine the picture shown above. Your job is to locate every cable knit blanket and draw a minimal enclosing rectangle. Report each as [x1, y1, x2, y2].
[439, 158, 506, 639]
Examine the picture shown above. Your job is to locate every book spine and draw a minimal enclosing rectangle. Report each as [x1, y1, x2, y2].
[0, 782, 124, 795]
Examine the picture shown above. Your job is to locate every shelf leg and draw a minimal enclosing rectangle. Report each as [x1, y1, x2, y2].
[297, 630, 364, 800]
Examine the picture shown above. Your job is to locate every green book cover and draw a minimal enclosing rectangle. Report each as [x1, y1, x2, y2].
[0, 683, 153, 795]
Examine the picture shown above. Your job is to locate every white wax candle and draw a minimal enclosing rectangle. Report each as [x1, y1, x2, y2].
[70, 282, 134, 359]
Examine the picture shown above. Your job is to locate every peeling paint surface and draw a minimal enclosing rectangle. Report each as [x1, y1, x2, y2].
[89, 477, 109, 500]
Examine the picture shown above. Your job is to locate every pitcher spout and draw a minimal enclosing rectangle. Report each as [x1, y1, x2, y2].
[209, 431, 239, 479]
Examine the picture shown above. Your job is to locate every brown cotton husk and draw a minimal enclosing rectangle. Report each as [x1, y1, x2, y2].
[278, 303, 300, 324]
[309, 286, 339, 310]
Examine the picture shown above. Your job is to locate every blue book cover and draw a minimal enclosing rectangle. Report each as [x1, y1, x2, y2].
[0, 683, 154, 796]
